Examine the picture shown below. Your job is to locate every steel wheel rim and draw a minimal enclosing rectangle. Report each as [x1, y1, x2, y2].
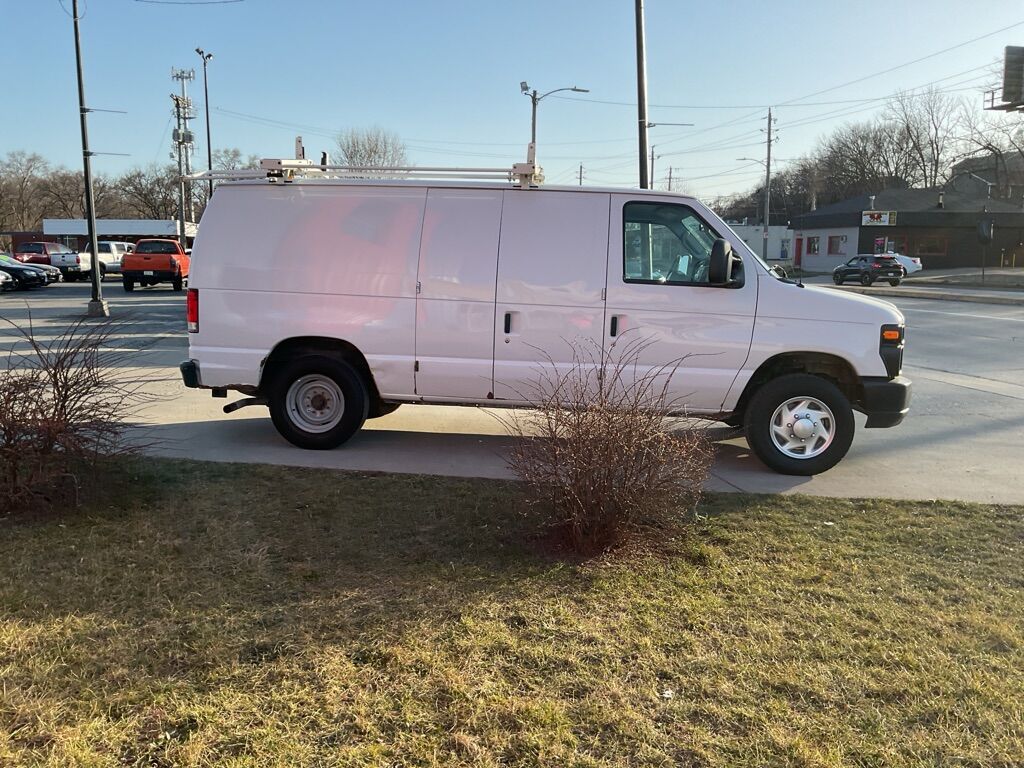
[769, 396, 836, 459]
[286, 375, 345, 433]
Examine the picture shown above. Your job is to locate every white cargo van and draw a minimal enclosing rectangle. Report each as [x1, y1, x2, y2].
[181, 159, 910, 475]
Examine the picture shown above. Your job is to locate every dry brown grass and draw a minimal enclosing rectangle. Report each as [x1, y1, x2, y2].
[0, 460, 1021, 766]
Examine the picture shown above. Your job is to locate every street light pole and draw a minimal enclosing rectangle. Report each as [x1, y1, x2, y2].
[196, 48, 214, 200]
[71, 0, 108, 317]
[520, 82, 589, 163]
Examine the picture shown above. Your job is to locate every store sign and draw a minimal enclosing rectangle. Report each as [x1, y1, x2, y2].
[862, 210, 897, 226]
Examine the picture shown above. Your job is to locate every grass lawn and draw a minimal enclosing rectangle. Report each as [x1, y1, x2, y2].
[0, 459, 1021, 767]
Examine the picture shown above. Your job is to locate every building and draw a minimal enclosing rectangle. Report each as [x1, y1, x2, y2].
[725, 223, 791, 262]
[790, 189, 1024, 271]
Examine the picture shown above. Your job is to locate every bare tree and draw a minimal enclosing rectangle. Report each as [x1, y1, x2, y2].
[886, 87, 965, 187]
[0, 151, 50, 230]
[335, 126, 408, 169]
[116, 164, 178, 220]
[212, 147, 261, 171]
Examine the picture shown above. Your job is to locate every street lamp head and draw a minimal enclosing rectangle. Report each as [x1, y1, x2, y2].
[571, 86, 589, 93]
[520, 81, 530, 94]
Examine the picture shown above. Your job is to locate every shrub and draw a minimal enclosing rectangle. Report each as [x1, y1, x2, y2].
[0, 315, 142, 515]
[501, 337, 713, 555]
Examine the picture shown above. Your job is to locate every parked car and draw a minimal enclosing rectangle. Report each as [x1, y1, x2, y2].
[883, 252, 923, 275]
[180, 161, 911, 477]
[832, 255, 904, 286]
[13, 241, 92, 280]
[0, 258, 48, 290]
[0, 270, 13, 292]
[0, 253, 61, 283]
[83, 240, 134, 277]
[121, 239, 190, 291]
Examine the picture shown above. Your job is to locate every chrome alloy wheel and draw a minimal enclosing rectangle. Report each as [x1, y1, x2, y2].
[286, 374, 345, 433]
[769, 397, 836, 459]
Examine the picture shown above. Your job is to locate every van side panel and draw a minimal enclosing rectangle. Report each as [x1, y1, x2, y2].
[189, 184, 426, 395]
[414, 188, 503, 399]
[492, 190, 611, 401]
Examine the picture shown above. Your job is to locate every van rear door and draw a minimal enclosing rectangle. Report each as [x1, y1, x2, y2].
[492, 190, 610, 402]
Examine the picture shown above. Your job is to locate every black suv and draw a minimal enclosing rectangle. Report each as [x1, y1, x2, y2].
[833, 255, 903, 287]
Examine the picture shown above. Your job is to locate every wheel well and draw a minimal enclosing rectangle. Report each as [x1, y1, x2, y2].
[260, 336, 385, 413]
[732, 353, 861, 423]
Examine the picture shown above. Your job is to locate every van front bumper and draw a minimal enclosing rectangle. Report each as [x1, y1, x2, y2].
[180, 360, 201, 388]
[858, 376, 912, 428]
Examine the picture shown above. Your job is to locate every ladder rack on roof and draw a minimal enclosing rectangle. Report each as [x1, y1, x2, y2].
[186, 158, 545, 187]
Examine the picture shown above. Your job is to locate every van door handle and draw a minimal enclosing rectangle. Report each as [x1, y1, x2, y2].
[610, 315, 619, 337]
[503, 312, 512, 334]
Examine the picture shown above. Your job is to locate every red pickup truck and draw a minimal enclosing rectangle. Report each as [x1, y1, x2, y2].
[14, 241, 92, 280]
[121, 239, 190, 292]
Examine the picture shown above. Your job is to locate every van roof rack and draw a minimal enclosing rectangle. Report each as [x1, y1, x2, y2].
[187, 158, 545, 187]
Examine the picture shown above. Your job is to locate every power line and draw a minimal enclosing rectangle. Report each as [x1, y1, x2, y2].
[776, 19, 1023, 105]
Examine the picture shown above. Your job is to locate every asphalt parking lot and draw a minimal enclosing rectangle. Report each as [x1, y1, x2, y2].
[3, 281, 1023, 504]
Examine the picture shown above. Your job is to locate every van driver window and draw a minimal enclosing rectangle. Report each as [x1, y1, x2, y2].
[623, 202, 720, 285]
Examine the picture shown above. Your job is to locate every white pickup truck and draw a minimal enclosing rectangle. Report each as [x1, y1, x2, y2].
[180, 159, 911, 476]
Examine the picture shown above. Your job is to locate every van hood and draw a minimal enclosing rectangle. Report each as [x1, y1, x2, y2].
[758, 276, 905, 326]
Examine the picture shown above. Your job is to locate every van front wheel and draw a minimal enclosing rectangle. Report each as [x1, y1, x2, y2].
[268, 356, 369, 449]
[744, 374, 854, 476]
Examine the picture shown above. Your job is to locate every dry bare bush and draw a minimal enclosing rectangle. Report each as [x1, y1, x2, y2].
[500, 337, 713, 555]
[0, 315, 145, 515]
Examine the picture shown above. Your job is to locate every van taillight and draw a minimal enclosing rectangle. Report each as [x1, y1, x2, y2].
[186, 288, 198, 333]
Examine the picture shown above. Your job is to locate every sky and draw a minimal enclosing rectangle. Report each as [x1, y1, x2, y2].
[3, 0, 1022, 200]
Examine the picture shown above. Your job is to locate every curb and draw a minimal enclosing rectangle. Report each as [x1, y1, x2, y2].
[826, 285, 1024, 306]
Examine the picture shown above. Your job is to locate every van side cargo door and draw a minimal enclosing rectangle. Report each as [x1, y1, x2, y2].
[414, 188, 503, 399]
[492, 190, 610, 402]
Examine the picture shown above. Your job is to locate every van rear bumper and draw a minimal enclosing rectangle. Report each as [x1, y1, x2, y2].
[180, 360, 201, 388]
[858, 376, 912, 428]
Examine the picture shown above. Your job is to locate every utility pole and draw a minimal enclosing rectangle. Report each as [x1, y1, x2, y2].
[649, 145, 657, 188]
[635, 0, 650, 189]
[578, 163, 584, 186]
[172, 68, 196, 223]
[667, 167, 673, 191]
[71, 0, 108, 317]
[762, 107, 774, 261]
[171, 95, 188, 250]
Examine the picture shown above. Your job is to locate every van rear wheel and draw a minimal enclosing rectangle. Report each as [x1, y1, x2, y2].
[744, 373, 854, 476]
[268, 355, 369, 449]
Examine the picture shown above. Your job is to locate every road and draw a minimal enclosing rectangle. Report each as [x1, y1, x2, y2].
[2, 282, 1022, 504]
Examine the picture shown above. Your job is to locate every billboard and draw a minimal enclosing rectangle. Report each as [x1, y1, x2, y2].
[861, 210, 897, 226]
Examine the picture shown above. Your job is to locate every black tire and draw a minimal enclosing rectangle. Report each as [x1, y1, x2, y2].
[172, 275, 184, 292]
[122, 277, 135, 292]
[99, 264, 107, 279]
[832, 273, 843, 285]
[888, 278, 901, 287]
[268, 355, 369, 449]
[860, 272, 873, 286]
[744, 373, 855, 476]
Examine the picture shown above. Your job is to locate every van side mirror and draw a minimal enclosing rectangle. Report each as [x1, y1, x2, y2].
[709, 238, 743, 286]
